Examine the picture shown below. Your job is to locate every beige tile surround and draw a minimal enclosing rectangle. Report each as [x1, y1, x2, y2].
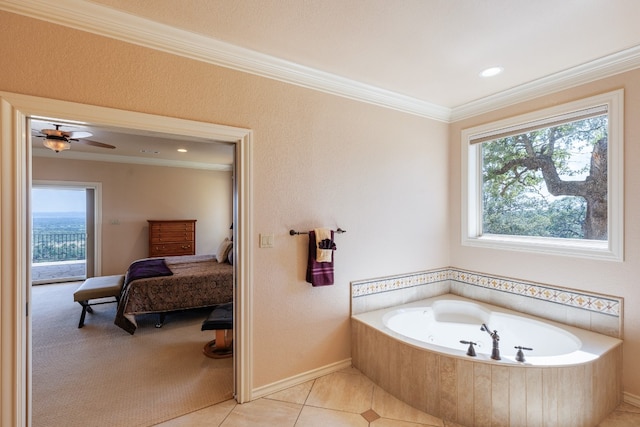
[350, 268, 624, 426]
[351, 268, 622, 338]
[352, 319, 622, 426]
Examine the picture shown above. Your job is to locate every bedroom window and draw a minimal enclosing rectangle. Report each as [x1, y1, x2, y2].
[461, 90, 623, 260]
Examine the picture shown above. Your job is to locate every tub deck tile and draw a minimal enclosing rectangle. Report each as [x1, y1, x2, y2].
[542, 368, 559, 426]
[455, 360, 474, 427]
[509, 368, 527, 427]
[404, 345, 427, 412]
[557, 365, 588, 427]
[491, 365, 510, 426]
[525, 367, 543, 427]
[439, 356, 457, 422]
[424, 351, 440, 416]
[473, 363, 492, 426]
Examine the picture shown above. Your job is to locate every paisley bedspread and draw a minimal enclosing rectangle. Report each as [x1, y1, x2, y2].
[114, 254, 233, 334]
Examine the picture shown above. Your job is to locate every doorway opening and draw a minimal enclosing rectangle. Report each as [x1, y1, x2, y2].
[29, 124, 236, 425]
[31, 183, 101, 284]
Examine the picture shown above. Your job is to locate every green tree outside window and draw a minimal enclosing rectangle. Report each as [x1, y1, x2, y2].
[481, 115, 607, 241]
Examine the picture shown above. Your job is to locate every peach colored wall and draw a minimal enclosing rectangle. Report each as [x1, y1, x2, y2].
[0, 12, 450, 389]
[32, 157, 232, 275]
[449, 68, 640, 397]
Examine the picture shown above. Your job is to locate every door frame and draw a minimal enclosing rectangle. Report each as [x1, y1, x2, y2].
[0, 91, 254, 426]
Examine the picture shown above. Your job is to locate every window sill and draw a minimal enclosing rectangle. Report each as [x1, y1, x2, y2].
[462, 234, 621, 262]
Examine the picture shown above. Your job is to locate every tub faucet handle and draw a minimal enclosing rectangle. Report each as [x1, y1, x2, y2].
[514, 346, 533, 363]
[460, 340, 477, 357]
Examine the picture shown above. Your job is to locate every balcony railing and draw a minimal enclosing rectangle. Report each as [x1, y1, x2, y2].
[32, 232, 86, 263]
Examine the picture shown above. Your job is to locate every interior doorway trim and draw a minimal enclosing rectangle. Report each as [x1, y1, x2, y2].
[0, 91, 254, 426]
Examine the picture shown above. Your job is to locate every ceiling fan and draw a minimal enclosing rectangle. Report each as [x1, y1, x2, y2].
[34, 124, 116, 153]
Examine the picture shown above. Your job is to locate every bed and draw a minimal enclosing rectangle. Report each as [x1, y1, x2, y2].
[114, 254, 233, 334]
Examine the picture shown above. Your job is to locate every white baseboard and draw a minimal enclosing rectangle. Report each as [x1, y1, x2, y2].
[624, 391, 640, 408]
[251, 358, 352, 400]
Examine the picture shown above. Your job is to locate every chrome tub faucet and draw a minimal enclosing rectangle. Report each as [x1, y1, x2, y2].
[481, 323, 501, 360]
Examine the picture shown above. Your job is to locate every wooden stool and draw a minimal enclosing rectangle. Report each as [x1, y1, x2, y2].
[201, 302, 233, 358]
[73, 275, 124, 328]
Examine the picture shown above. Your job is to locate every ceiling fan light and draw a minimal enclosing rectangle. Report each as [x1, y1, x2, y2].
[43, 137, 70, 153]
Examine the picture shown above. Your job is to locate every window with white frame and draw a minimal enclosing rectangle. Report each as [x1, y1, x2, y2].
[461, 90, 623, 260]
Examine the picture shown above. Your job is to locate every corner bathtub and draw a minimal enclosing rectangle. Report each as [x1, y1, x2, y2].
[351, 294, 622, 427]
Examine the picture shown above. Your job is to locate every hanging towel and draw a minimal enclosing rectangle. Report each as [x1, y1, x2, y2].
[306, 230, 335, 286]
[315, 228, 334, 263]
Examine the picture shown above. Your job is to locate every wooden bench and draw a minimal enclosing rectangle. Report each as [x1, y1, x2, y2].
[201, 302, 233, 358]
[73, 275, 125, 328]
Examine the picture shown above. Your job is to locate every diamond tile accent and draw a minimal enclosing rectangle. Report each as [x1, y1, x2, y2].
[361, 409, 380, 422]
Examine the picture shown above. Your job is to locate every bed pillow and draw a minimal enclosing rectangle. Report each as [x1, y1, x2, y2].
[216, 238, 233, 264]
[227, 243, 233, 265]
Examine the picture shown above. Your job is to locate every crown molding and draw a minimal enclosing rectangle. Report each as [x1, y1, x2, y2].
[0, 0, 451, 122]
[450, 44, 640, 122]
[2, 0, 640, 123]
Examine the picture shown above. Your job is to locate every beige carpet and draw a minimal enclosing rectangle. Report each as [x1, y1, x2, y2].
[32, 282, 234, 427]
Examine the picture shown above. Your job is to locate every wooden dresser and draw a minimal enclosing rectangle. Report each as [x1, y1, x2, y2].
[147, 220, 196, 257]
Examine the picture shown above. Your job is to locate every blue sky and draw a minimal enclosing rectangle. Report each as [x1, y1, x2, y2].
[32, 188, 85, 213]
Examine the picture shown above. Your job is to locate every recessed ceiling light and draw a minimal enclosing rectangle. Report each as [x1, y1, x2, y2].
[480, 66, 504, 78]
[177, 148, 187, 153]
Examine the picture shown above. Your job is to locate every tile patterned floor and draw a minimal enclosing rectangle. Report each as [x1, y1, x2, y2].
[599, 403, 640, 427]
[155, 367, 640, 427]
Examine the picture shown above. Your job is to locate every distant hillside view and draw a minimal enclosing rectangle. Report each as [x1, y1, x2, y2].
[33, 211, 86, 232]
[32, 212, 86, 263]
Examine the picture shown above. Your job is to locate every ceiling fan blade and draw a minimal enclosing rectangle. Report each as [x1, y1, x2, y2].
[73, 139, 116, 149]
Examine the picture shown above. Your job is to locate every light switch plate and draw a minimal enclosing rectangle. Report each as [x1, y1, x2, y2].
[260, 233, 274, 248]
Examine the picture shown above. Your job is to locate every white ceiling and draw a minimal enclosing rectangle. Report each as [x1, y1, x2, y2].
[5, 0, 640, 165]
[87, 0, 640, 111]
[30, 119, 235, 170]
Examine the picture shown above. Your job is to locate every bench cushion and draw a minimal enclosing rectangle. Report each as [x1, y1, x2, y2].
[74, 275, 125, 302]
[201, 302, 233, 330]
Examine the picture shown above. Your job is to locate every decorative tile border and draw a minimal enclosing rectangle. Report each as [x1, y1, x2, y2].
[451, 268, 621, 316]
[351, 269, 449, 298]
[351, 267, 621, 317]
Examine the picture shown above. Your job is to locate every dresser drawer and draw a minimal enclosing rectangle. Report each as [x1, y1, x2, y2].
[150, 242, 194, 256]
[150, 231, 194, 243]
[150, 222, 195, 233]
